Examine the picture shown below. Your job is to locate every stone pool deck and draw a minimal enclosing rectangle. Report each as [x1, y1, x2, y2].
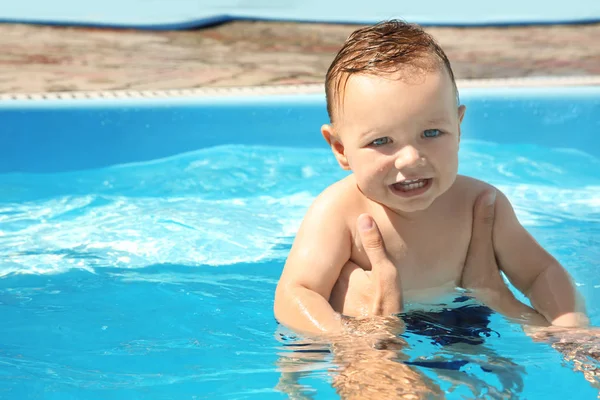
[1, 21, 599, 94]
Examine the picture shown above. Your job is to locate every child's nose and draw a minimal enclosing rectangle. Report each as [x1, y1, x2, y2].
[394, 145, 424, 170]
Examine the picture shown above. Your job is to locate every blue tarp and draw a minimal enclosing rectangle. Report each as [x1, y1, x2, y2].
[1, 0, 599, 29]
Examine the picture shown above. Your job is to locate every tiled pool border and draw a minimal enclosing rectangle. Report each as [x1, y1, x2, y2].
[1, 76, 599, 102]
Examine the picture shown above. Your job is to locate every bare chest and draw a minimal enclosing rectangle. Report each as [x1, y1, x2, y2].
[351, 213, 471, 296]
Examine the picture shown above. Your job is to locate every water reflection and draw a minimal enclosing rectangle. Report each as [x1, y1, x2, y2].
[275, 301, 526, 399]
[527, 326, 600, 390]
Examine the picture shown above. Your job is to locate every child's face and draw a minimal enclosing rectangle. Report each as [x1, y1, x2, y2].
[323, 67, 466, 214]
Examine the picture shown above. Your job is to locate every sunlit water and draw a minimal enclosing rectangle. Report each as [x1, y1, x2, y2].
[0, 141, 599, 399]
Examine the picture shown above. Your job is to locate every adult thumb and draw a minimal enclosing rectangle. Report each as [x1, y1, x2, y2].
[477, 189, 496, 225]
[470, 189, 497, 249]
[357, 214, 388, 265]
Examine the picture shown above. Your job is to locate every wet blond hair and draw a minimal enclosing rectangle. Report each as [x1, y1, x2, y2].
[325, 20, 458, 123]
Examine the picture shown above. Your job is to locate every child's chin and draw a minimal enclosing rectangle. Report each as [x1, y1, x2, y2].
[385, 198, 435, 214]
[397, 202, 433, 213]
[366, 192, 435, 213]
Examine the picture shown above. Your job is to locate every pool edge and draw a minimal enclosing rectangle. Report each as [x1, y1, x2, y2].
[1, 76, 599, 102]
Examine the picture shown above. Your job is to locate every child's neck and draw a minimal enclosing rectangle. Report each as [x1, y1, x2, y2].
[380, 202, 431, 223]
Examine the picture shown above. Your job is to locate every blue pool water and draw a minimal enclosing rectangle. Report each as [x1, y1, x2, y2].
[1, 139, 599, 398]
[1, 87, 599, 398]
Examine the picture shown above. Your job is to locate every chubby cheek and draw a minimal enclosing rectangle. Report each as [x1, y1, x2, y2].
[353, 165, 390, 198]
[438, 155, 459, 187]
[430, 141, 459, 170]
[352, 170, 376, 195]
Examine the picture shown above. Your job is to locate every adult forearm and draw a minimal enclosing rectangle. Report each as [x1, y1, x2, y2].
[274, 285, 345, 336]
[371, 282, 402, 316]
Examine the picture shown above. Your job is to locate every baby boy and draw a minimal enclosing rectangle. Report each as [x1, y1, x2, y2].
[274, 20, 588, 336]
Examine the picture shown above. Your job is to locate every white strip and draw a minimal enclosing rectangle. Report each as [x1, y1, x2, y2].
[457, 75, 600, 88]
[1, 76, 599, 101]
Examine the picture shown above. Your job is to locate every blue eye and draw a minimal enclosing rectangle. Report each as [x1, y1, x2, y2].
[423, 129, 441, 138]
[370, 137, 391, 146]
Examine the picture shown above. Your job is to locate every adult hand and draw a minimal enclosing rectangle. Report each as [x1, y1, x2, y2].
[332, 218, 430, 396]
[356, 214, 403, 316]
[461, 189, 548, 326]
[460, 189, 506, 291]
[329, 213, 403, 321]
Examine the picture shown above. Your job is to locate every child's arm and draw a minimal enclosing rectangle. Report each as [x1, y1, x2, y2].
[492, 189, 589, 327]
[463, 190, 599, 386]
[274, 187, 401, 336]
[274, 187, 355, 335]
[461, 190, 549, 326]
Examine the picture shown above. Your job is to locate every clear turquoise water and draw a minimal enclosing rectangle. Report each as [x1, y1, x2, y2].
[0, 141, 599, 399]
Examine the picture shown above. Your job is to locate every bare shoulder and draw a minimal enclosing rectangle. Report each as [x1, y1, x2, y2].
[307, 175, 365, 221]
[451, 175, 498, 203]
[454, 175, 516, 208]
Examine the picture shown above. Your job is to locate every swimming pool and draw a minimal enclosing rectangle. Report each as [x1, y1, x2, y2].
[1, 86, 599, 398]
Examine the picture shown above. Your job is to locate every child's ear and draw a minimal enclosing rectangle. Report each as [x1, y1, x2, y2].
[457, 105, 467, 143]
[321, 124, 350, 170]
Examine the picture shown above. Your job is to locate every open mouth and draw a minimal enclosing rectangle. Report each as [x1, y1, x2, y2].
[390, 178, 432, 197]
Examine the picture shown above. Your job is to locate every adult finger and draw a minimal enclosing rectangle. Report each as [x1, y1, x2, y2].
[357, 214, 402, 315]
[357, 213, 392, 268]
[465, 189, 497, 265]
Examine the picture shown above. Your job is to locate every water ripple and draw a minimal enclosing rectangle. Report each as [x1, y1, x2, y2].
[0, 143, 598, 277]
